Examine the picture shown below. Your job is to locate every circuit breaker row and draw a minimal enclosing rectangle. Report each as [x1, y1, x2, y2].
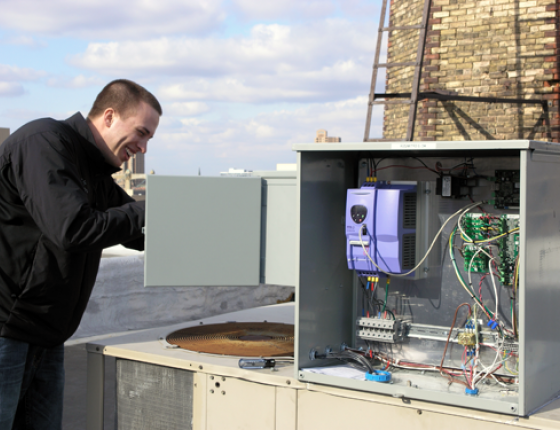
[356, 317, 405, 343]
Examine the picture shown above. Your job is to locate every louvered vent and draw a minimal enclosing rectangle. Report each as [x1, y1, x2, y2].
[402, 193, 417, 229]
[117, 360, 193, 430]
[401, 233, 416, 269]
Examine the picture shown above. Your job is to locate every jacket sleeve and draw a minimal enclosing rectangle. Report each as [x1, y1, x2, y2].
[104, 181, 146, 251]
[12, 131, 145, 252]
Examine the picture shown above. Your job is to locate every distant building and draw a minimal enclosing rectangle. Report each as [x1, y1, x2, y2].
[112, 153, 145, 196]
[0, 128, 9, 145]
[127, 152, 144, 175]
[315, 129, 341, 143]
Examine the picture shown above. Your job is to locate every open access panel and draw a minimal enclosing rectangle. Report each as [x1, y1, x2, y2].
[294, 140, 560, 416]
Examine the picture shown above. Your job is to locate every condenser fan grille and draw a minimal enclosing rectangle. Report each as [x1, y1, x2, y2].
[166, 322, 294, 357]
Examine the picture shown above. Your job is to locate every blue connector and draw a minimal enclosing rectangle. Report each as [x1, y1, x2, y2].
[465, 387, 479, 396]
[365, 370, 391, 383]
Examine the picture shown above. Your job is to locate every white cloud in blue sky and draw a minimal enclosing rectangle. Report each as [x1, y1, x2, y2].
[0, 0, 384, 175]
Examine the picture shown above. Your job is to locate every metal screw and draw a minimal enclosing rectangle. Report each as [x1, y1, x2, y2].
[210, 376, 214, 380]
[210, 389, 214, 394]
[417, 410, 422, 415]
[199, 365, 203, 370]
[286, 380, 291, 385]
[221, 391, 226, 395]
[222, 377, 226, 381]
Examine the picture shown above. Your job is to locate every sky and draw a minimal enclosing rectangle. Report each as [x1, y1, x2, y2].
[0, 0, 384, 176]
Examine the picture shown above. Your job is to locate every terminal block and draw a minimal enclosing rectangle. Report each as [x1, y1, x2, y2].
[461, 213, 519, 286]
[356, 317, 405, 344]
[463, 244, 489, 272]
[498, 214, 519, 286]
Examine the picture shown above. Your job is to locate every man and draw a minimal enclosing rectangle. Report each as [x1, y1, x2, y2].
[0, 79, 161, 429]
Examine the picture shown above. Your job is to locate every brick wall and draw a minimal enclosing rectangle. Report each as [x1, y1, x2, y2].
[383, 0, 559, 141]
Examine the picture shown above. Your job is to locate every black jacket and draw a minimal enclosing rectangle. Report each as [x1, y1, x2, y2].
[0, 113, 145, 347]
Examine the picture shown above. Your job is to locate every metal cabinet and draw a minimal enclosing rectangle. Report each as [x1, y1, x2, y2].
[293, 140, 560, 416]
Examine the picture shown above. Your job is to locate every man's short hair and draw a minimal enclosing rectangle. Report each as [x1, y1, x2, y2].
[88, 79, 162, 119]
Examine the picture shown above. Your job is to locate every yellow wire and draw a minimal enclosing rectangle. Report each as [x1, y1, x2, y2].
[503, 351, 519, 375]
[461, 227, 519, 244]
[449, 230, 489, 316]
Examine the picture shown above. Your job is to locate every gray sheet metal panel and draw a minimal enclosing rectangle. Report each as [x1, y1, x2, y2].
[519, 151, 527, 416]
[296, 151, 356, 369]
[86, 351, 104, 430]
[260, 176, 296, 286]
[145, 176, 261, 287]
[293, 140, 557, 152]
[299, 372, 519, 415]
[294, 153, 302, 379]
[521, 150, 560, 415]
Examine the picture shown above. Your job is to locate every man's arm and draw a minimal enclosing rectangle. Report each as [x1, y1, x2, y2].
[104, 182, 146, 251]
[13, 131, 145, 252]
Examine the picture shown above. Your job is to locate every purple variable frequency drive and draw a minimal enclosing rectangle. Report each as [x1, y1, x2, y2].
[346, 182, 417, 277]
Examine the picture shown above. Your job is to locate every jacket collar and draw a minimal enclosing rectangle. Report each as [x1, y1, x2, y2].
[64, 113, 121, 176]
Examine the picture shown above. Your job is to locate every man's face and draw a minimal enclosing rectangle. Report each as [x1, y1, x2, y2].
[100, 101, 160, 167]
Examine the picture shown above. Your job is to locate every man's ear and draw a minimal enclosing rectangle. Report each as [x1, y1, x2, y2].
[103, 108, 115, 128]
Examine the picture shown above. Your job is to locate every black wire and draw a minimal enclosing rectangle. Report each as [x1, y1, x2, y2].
[411, 157, 439, 174]
[374, 157, 387, 171]
[329, 350, 375, 374]
[446, 157, 474, 177]
[372, 157, 440, 177]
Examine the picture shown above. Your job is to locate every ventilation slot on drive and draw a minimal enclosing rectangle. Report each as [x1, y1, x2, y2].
[402, 193, 417, 229]
[401, 233, 416, 269]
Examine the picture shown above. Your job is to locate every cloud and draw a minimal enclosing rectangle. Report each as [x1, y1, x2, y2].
[0, 64, 47, 82]
[71, 21, 374, 75]
[230, 0, 336, 21]
[165, 102, 211, 117]
[336, 0, 380, 18]
[1, 35, 47, 49]
[0, 0, 225, 39]
[46, 74, 104, 89]
[0, 65, 47, 98]
[0, 82, 25, 97]
[69, 20, 376, 103]
[146, 95, 384, 175]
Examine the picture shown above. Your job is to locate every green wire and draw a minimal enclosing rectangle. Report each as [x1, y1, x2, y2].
[382, 281, 389, 312]
[449, 226, 495, 319]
